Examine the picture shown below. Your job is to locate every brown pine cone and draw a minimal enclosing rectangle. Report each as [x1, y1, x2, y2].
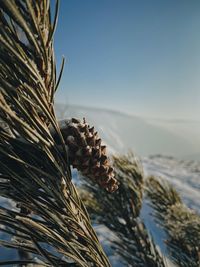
[52, 118, 119, 193]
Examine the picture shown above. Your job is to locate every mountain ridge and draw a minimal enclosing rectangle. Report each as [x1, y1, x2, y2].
[55, 103, 200, 160]
[56, 103, 200, 123]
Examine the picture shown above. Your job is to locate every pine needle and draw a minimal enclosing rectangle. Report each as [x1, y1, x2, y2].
[146, 176, 200, 267]
[0, 1, 111, 266]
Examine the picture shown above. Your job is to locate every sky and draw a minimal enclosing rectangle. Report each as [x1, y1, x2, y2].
[53, 0, 200, 120]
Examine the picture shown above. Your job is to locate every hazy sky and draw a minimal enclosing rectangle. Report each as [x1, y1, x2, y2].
[54, 0, 200, 120]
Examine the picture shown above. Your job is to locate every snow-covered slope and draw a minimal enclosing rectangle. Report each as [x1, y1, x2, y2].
[143, 155, 200, 212]
[55, 104, 200, 159]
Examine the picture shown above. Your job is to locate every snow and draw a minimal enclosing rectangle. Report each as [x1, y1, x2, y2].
[143, 156, 200, 212]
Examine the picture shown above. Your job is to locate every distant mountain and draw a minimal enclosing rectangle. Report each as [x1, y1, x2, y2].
[55, 104, 200, 159]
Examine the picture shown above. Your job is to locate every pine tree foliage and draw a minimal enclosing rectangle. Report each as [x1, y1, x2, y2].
[80, 154, 168, 267]
[146, 176, 200, 267]
[0, 1, 111, 266]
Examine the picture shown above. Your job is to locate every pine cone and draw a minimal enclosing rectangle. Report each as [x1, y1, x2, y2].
[52, 118, 119, 193]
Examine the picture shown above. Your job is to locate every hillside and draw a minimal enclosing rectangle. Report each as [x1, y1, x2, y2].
[55, 104, 200, 159]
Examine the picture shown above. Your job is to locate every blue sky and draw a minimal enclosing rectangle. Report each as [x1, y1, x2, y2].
[54, 0, 200, 120]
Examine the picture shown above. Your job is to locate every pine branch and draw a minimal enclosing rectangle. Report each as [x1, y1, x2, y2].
[80, 154, 167, 267]
[0, 1, 112, 266]
[146, 176, 200, 267]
